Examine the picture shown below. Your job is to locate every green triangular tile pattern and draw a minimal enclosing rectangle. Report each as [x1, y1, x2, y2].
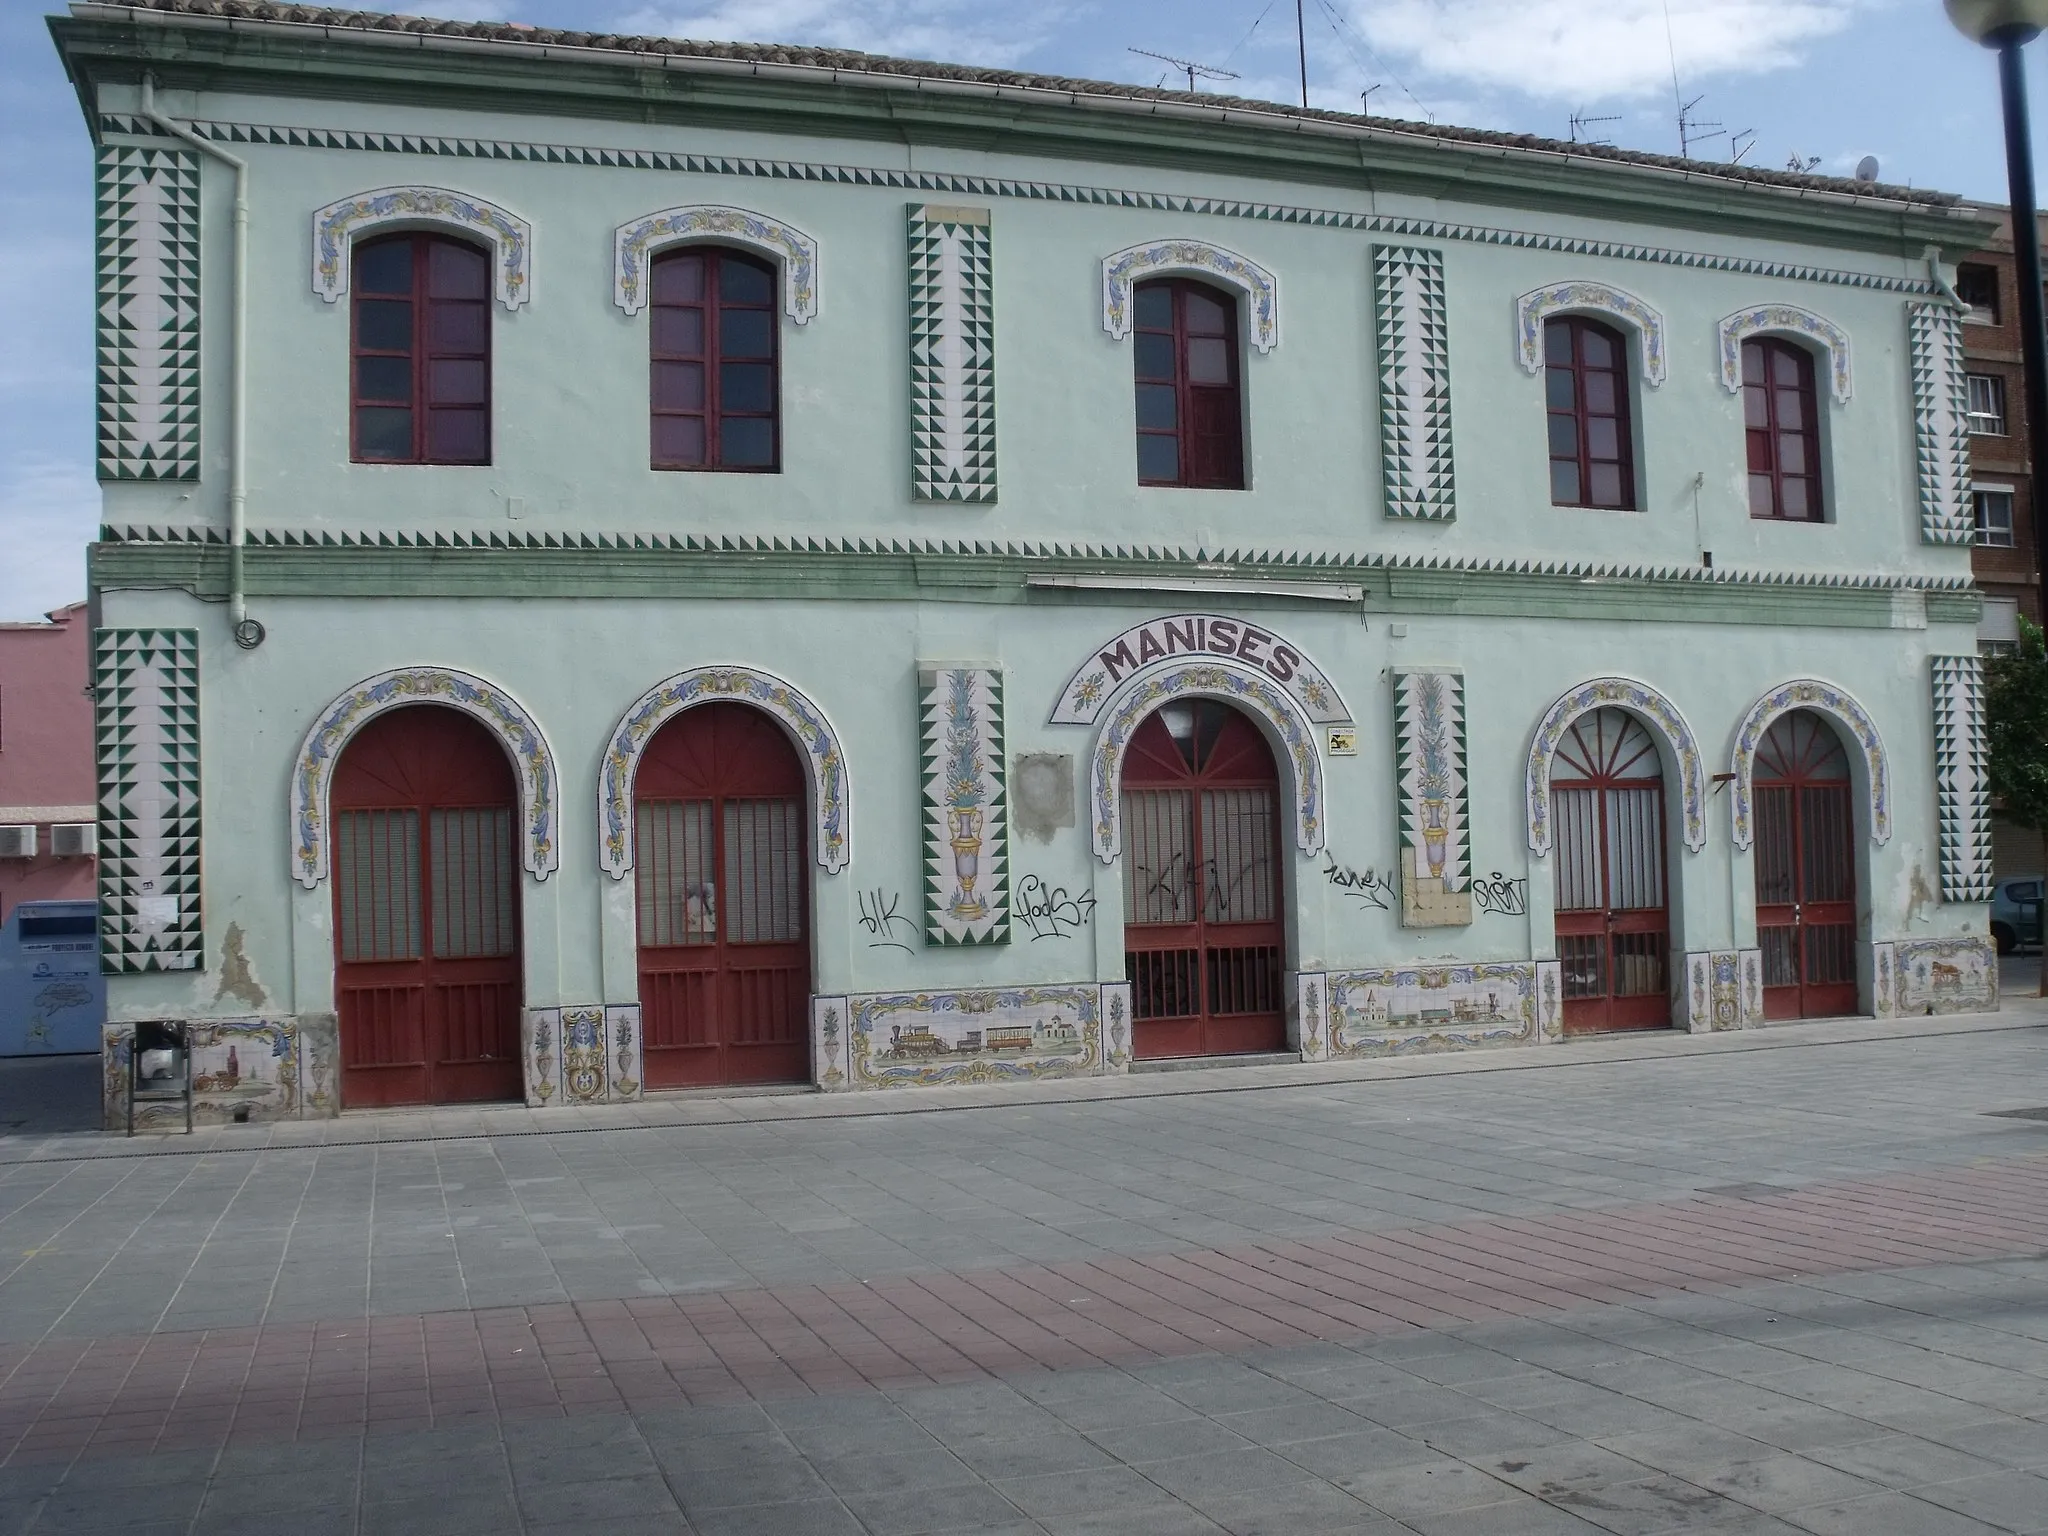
[1373, 246, 1455, 521]
[907, 206, 997, 503]
[1931, 655, 1992, 903]
[1909, 303, 1974, 547]
[94, 628, 203, 973]
[95, 146, 202, 482]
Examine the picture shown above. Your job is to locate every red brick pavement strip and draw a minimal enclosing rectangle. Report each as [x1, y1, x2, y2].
[2, 1153, 2045, 1467]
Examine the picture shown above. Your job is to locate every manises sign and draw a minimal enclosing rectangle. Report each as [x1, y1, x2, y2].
[1049, 614, 1352, 726]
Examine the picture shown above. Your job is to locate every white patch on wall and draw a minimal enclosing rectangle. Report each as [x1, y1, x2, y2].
[908, 204, 996, 502]
[921, 665, 1009, 945]
[1930, 654, 1992, 903]
[95, 629, 202, 973]
[96, 146, 201, 481]
[1372, 245, 1455, 520]
[1909, 301, 1974, 546]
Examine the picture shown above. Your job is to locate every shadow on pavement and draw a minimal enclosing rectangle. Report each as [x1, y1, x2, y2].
[0, 1053, 101, 1135]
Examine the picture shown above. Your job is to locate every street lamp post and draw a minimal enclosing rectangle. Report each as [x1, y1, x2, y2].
[1949, 0, 2048, 629]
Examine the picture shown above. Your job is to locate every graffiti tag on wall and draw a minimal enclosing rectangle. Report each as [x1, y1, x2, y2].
[858, 888, 917, 952]
[1321, 854, 1395, 911]
[1016, 875, 1098, 941]
[1471, 872, 1529, 917]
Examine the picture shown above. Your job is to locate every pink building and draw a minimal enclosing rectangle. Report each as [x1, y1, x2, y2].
[0, 602, 96, 920]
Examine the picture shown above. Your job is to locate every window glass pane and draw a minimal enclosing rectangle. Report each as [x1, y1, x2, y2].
[428, 301, 486, 354]
[653, 360, 704, 410]
[1749, 474, 1776, 518]
[1547, 413, 1577, 457]
[635, 800, 716, 946]
[427, 240, 488, 299]
[1544, 321, 1572, 366]
[721, 417, 775, 467]
[1580, 328, 1613, 367]
[1588, 462, 1622, 505]
[1777, 433, 1806, 474]
[357, 407, 412, 459]
[653, 414, 705, 466]
[1550, 459, 1580, 504]
[1136, 383, 1177, 430]
[356, 356, 411, 404]
[652, 307, 704, 356]
[1772, 346, 1802, 386]
[719, 308, 773, 359]
[1183, 289, 1228, 334]
[427, 407, 487, 462]
[1586, 418, 1619, 461]
[1122, 788, 1194, 924]
[1775, 389, 1804, 430]
[356, 241, 413, 296]
[1545, 369, 1574, 410]
[720, 256, 773, 306]
[357, 300, 412, 352]
[337, 809, 421, 961]
[1137, 434, 1179, 483]
[1583, 371, 1615, 414]
[1201, 788, 1275, 923]
[1780, 477, 1810, 518]
[1743, 385, 1768, 429]
[1134, 332, 1175, 381]
[431, 808, 514, 958]
[1134, 284, 1172, 330]
[724, 799, 803, 942]
[720, 362, 774, 414]
[1746, 431, 1774, 474]
[1741, 341, 1765, 385]
[1187, 336, 1230, 384]
[429, 359, 487, 406]
[653, 255, 703, 304]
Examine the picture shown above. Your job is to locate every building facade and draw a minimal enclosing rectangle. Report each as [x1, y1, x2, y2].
[54, 0, 2001, 1127]
[0, 601, 97, 919]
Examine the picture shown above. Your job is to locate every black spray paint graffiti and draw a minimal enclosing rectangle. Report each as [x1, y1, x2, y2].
[1016, 875, 1098, 941]
[1132, 852, 1264, 921]
[1471, 871, 1529, 917]
[857, 888, 917, 952]
[1321, 854, 1395, 910]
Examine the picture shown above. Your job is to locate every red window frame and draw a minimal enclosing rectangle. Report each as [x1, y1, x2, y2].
[1744, 338, 1824, 522]
[1544, 316, 1635, 510]
[1133, 278, 1245, 490]
[650, 247, 781, 473]
[349, 233, 491, 465]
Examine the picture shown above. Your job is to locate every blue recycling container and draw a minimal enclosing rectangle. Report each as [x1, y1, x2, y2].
[0, 901, 105, 1055]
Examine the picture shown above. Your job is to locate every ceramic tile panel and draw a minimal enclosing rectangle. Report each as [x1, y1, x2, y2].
[1326, 964, 1538, 1058]
[1870, 941, 1897, 1018]
[95, 629, 202, 973]
[1292, 971, 1329, 1062]
[1099, 982, 1133, 1074]
[1373, 245, 1455, 520]
[1101, 239, 1278, 351]
[313, 185, 531, 308]
[1534, 960, 1563, 1041]
[908, 204, 996, 502]
[186, 1018, 299, 1124]
[1729, 679, 1890, 850]
[522, 1007, 561, 1107]
[1718, 304, 1851, 402]
[1394, 669, 1470, 928]
[921, 665, 1009, 945]
[1909, 301, 1974, 546]
[811, 995, 850, 1089]
[1515, 281, 1667, 385]
[1526, 677, 1706, 855]
[606, 1005, 643, 1101]
[560, 1006, 608, 1105]
[95, 145, 201, 480]
[847, 984, 1101, 1089]
[614, 203, 816, 321]
[1893, 935, 1996, 1015]
[300, 1013, 339, 1118]
[1931, 655, 1993, 903]
[1682, 950, 1762, 1031]
[101, 1023, 133, 1131]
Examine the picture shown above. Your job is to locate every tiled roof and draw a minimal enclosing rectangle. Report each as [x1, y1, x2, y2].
[82, 0, 1959, 210]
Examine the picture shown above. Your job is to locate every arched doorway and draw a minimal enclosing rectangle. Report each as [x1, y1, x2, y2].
[1754, 710, 1857, 1018]
[332, 705, 523, 1107]
[1552, 709, 1671, 1033]
[1122, 699, 1286, 1058]
[634, 701, 811, 1087]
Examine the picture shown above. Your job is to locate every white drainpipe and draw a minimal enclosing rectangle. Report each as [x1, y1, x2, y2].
[139, 75, 260, 647]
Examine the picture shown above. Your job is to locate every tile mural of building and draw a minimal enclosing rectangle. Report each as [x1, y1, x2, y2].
[51, 0, 2002, 1123]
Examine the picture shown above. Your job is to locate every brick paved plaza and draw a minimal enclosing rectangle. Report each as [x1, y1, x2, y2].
[2, 1008, 2047, 1534]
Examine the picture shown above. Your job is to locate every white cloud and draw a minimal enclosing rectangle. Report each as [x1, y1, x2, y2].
[611, 0, 1067, 64]
[0, 455, 96, 624]
[1344, 0, 1859, 102]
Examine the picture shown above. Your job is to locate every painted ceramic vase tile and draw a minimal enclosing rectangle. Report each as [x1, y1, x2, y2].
[921, 666, 1009, 945]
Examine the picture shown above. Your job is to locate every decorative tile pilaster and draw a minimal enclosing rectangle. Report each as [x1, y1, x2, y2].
[95, 629, 202, 973]
[921, 666, 1009, 945]
[522, 1008, 560, 1107]
[811, 995, 850, 1089]
[1931, 655, 1992, 902]
[1908, 302, 1974, 546]
[1372, 245, 1455, 520]
[1393, 669, 1470, 927]
[1535, 961, 1563, 1041]
[1870, 941, 1897, 1018]
[1099, 982, 1132, 1074]
[1681, 950, 1763, 1031]
[96, 146, 201, 480]
[560, 1006, 608, 1105]
[1292, 971, 1329, 1062]
[606, 1005, 643, 1102]
[908, 204, 996, 502]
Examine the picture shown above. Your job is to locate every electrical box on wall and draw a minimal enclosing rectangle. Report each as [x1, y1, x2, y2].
[0, 826, 35, 859]
[50, 824, 96, 858]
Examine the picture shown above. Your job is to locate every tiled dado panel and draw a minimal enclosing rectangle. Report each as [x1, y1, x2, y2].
[1393, 669, 1470, 928]
[101, 1015, 338, 1131]
[920, 665, 1009, 945]
[522, 1007, 644, 1106]
[1295, 963, 1561, 1062]
[907, 204, 996, 502]
[1931, 655, 1993, 903]
[1371, 245, 1455, 521]
[1680, 950, 1764, 1032]
[95, 145, 201, 480]
[816, 983, 1115, 1090]
[1872, 936, 1997, 1017]
[95, 629, 202, 973]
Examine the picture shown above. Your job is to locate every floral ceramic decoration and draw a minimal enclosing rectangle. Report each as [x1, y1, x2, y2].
[291, 667, 558, 889]
[311, 186, 531, 308]
[1101, 240, 1279, 352]
[1526, 677, 1705, 854]
[1514, 282, 1667, 384]
[1717, 304, 1852, 403]
[1728, 679, 1889, 849]
[614, 205, 818, 322]
[922, 667, 1009, 945]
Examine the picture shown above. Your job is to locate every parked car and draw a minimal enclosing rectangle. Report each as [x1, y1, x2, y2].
[1991, 875, 2043, 955]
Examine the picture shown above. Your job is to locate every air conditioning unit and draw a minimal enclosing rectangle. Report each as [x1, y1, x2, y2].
[50, 823, 97, 858]
[0, 826, 34, 859]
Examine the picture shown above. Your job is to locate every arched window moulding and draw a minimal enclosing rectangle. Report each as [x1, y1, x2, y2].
[290, 666, 560, 890]
[599, 666, 849, 878]
[1515, 282, 1667, 385]
[1089, 661, 1324, 864]
[1525, 677, 1706, 855]
[1728, 679, 1889, 849]
[613, 206, 819, 323]
[311, 187, 532, 309]
[1717, 305, 1853, 403]
[1101, 240, 1279, 353]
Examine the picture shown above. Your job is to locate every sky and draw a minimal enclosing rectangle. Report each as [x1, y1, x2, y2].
[1, 0, 2043, 620]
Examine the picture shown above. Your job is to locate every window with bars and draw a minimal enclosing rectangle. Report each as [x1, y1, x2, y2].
[1974, 486, 2016, 548]
[1743, 337, 1824, 522]
[1133, 279, 1245, 489]
[336, 810, 422, 962]
[350, 234, 491, 464]
[1967, 374, 2008, 436]
[634, 797, 803, 946]
[1543, 316, 1635, 510]
[649, 248, 780, 471]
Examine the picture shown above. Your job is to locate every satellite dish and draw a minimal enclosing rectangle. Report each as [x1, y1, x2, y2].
[1854, 155, 1880, 183]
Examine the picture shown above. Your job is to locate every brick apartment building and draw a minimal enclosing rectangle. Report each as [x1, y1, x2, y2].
[0, 601, 96, 921]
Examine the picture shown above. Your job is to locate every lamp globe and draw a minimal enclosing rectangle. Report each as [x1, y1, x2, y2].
[1948, 0, 2048, 44]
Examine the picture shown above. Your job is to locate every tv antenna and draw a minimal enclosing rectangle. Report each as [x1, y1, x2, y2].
[1728, 129, 1757, 165]
[1360, 84, 1381, 116]
[1127, 47, 1240, 94]
[1569, 109, 1620, 146]
[1786, 151, 1822, 173]
[1676, 94, 1724, 158]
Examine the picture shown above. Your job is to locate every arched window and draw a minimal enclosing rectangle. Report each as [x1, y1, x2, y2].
[1743, 337, 1823, 521]
[1134, 279, 1244, 489]
[650, 247, 780, 472]
[1544, 316, 1634, 510]
[351, 234, 491, 465]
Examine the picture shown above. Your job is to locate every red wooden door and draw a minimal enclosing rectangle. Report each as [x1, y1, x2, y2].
[1122, 700, 1286, 1058]
[1755, 711, 1858, 1019]
[1552, 709, 1672, 1033]
[332, 706, 523, 1107]
[635, 703, 811, 1087]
